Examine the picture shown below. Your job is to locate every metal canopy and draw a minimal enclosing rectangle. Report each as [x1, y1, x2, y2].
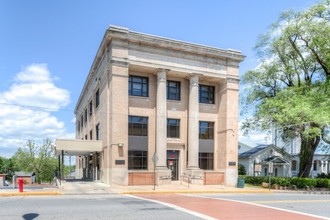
[54, 139, 103, 156]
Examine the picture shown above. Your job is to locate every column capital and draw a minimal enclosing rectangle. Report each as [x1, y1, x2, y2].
[189, 74, 200, 87]
[156, 69, 170, 83]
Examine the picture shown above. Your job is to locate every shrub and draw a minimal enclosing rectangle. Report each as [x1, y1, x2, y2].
[316, 178, 329, 188]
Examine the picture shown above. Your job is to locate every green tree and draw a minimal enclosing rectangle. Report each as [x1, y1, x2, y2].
[241, 0, 330, 177]
[238, 164, 246, 175]
[0, 157, 16, 180]
[12, 139, 57, 183]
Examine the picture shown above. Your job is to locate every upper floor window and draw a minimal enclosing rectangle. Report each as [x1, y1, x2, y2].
[167, 119, 180, 138]
[89, 129, 93, 140]
[167, 81, 180, 100]
[199, 121, 214, 139]
[128, 116, 148, 136]
[89, 100, 93, 116]
[95, 89, 100, 108]
[199, 85, 215, 104]
[84, 109, 87, 123]
[96, 123, 100, 140]
[129, 75, 148, 97]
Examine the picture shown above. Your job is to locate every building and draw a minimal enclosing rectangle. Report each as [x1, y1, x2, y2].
[60, 25, 245, 186]
[14, 172, 35, 184]
[239, 144, 292, 177]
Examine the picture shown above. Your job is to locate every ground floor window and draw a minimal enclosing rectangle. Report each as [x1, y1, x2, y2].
[199, 153, 213, 170]
[128, 151, 148, 170]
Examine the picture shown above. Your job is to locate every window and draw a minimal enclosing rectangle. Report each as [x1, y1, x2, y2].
[96, 123, 100, 140]
[313, 160, 317, 171]
[167, 81, 180, 100]
[128, 75, 148, 97]
[85, 134, 88, 140]
[167, 119, 180, 138]
[199, 153, 213, 170]
[128, 151, 148, 170]
[128, 116, 148, 136]
[95, 89, 100, 108]
[89, 100, 93, 116]
[199, 85, 215, 104]
[89, 129, 93, 140]
[84, 109, 87, 123]
[81, 115, 83, 127]
[199, 121, 214, 139]
[291, 160, 297, 171]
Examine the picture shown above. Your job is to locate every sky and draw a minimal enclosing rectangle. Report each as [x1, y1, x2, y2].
[0, 0, 321, 158]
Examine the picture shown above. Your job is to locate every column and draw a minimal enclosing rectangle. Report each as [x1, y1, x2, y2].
[187, 75, 200, 169]
[156, 69, 168, 169]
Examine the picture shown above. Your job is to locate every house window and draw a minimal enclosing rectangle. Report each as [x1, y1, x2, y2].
[167, 81, 180, 100]
[90, 129, 93, 140]
[84, 109, 87, 123]
[128, 151, 148, 170]
[128, 75, 148, 97]
[95, 89, 100, 108]
[313, 160, 317, 171]
[96, 123, 100, 140]
[89, 100, 93, 116]
[128, 116, 148, 136]
[167, 119, 180, 138]
[199, 85, 215, 104]
[81, 115, 83, 127]
[199, 121, 214, 139]
[291, 160, 297, 171]
[199, 153, 214, 170]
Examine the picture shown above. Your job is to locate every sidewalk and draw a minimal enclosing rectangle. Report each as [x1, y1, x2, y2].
[0, 180, 272, 196]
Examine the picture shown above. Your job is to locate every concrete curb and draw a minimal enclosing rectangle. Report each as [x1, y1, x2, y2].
[121, 189, 273, 194]
[0, 191, 63, 197]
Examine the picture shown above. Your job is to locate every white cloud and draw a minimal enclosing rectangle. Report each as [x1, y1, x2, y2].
[1, 63, 70, 111]
[0, 64, 71, 157]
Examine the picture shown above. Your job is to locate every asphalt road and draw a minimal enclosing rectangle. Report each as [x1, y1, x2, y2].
[200, 193, 330, 219]
[0, 194, 204, 220]
[0, 193, 329, 220]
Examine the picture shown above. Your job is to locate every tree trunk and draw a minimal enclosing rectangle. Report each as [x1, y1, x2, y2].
[298, 136, 320, 177]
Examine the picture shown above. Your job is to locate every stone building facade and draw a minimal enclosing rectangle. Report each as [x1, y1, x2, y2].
[74, 25, 245, 186]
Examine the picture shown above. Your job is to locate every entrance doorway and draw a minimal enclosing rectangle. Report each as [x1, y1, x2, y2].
[167, 150, 179, 181]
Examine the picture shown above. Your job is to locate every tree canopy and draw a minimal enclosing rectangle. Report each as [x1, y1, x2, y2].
[12, 139, 57, 183]
[241, 0, 330, 177]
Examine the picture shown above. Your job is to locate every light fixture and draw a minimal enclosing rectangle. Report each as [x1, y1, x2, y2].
[111, 143, 124, 147]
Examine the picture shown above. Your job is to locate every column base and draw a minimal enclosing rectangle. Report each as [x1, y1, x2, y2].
[184, 168, 204, 185]
[156, 169, 171, 185]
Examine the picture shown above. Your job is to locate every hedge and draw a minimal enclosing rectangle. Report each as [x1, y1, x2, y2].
[242, 176, 329, 189]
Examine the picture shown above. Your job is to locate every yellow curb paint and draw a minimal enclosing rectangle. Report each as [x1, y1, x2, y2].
[253, 199, 330, 204]
[0, 192, 63, 196]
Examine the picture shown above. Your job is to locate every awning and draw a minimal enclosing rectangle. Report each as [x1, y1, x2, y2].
[55, 139, 103, 156]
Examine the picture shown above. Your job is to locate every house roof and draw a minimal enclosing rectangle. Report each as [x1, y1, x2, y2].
[262, 156, 289, 164]
[15, 172, 35, 177]
[239, 144, 269, 158]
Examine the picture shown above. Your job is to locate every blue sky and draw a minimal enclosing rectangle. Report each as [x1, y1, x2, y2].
[0, 0, 320, 157]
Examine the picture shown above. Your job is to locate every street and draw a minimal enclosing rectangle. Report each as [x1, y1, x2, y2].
[0, 193, 329, 220]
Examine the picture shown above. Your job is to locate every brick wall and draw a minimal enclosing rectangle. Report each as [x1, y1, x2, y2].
[128, 172, 155, 186]
[204, 172, 224, 185]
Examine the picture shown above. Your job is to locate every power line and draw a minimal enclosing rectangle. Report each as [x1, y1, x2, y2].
[0, 102, 74, 112]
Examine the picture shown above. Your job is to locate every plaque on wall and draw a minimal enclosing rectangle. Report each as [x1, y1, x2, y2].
[115, 160, 125, 165]
[228, 161, 236, 166]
